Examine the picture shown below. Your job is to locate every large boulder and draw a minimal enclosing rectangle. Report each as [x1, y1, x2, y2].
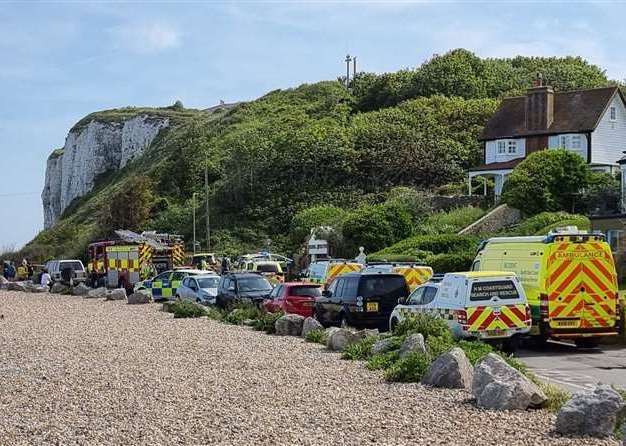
[326, 328, 360, 352]
[50, 282, 69, 294]
[275, 314, 306, 336]
[25, 283, 48, 293]
[472, 353, 547, 411]
[421, 347, 473, 389]
[105, 288, 127, 301]
[7, 281, 27, 292]
[371, 337, 397, 355]
[86, 287, 107, 299]
[555, 385, 624, 438]
[162, 301, 176, 313]
[301, 317, 323, 338]
[71, 283, 91, 296]
[127, 292, 151, 305]
[399, 333, 427, 358]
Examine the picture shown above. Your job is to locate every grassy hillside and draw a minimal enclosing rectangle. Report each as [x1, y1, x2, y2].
[17, 49, 612, 262]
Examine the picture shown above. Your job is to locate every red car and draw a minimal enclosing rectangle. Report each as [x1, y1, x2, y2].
[263, 282, 322, 317]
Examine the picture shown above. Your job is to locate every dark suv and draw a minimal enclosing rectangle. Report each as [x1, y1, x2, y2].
[216, 272, 273, 308]
[314, 272, 409, 331]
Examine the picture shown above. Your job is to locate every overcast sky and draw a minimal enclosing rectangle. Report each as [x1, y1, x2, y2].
[1, 0, 625, 249]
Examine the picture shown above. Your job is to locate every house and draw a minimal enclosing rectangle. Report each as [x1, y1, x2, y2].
[469, 82, 626, 198]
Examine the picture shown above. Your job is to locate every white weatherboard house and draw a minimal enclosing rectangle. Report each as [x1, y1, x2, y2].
[469, 84, 626, 198]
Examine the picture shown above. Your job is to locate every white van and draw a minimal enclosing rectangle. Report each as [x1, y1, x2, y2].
[47, 259, 87, 285]
[389, 271, 531, 347]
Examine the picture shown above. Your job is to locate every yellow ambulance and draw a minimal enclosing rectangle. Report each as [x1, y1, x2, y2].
[473, 227, 619, 347]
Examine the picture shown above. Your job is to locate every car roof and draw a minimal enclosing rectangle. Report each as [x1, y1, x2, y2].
[282, 282, 321, 287]
[191, 273, 220, 278]
[228, 272, 264, 277]
[175, 269, 208, 274]
[340, 271, 404, 278]
[448, 271, 516, 279]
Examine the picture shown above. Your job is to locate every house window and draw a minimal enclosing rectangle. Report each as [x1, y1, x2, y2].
[610, 106, 617, 121]
[560, 135, 569, 148]
[497, 141, 506, 154]
[507, 140, 517, 154]
[571, 135, 582, 150]
[607, 229, 623, 252]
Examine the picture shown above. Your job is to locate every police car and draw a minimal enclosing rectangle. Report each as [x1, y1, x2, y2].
[389, 272, 531, 349]
[134, 269, 205, 301]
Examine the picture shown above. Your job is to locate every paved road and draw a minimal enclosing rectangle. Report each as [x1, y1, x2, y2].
[517, 342, 626, 393]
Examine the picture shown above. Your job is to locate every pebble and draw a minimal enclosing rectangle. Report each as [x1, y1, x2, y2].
[0, 290, 619, 445]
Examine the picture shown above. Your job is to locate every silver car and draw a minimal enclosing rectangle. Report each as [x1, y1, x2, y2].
[176, 274, 220, 305]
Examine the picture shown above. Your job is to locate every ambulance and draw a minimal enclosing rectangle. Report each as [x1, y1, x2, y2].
[472, 227, 620, 347]
[390, 272, 531, 350]
[363, 262, 434, 291]
[306, 259, 363, 286]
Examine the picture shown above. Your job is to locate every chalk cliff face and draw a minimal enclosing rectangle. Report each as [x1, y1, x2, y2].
[42, 115, 169, 228]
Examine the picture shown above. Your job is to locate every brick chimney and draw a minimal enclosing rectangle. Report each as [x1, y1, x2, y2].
[525, 83, 554, 131]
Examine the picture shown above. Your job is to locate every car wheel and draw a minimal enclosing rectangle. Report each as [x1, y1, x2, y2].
[390, 317, 398, 332]
[340, 313, 350, 329]
[502, 335, 520, 354]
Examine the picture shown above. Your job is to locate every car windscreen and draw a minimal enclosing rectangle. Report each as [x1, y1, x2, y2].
[358, 276, 407, 300]
[238, 277, 272, 292]
[59, 261, 83, 271]
[469, 280, 520, 301]
[198, 277, 219, 288]
[256, 264, 279, 273]
[290, 286, 322, 297]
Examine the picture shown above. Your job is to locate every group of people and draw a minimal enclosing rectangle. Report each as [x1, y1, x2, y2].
[2, 259, 52, 287]
[2, 259, 34, 281]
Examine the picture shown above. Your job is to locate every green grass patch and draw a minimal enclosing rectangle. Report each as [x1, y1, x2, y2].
[305, 329, 328, 345]
[366, 351, 400, 371]
[342, 336, 378, 360]
[252, 311, 284, 334]
[223, 303, 264, 325]
[384, 351, 432, 382]
[392, 313, 454, 341]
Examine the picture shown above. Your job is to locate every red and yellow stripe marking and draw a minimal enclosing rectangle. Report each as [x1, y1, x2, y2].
[395, 267, 433, 291]
[326, 263, 363, 284]
[547, 242, 617, 330]
[466, 304, 529, 333]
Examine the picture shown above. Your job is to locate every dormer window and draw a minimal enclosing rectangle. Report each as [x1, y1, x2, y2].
[497, 141, 506, 154]
[507, 140, 517, 154]
[610, 106, 617, 121]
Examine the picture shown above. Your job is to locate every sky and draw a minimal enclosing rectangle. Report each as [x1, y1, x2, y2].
[1, 0, 626, 250]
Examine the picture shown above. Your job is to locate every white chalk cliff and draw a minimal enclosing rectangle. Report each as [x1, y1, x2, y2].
[42, 115, 169, 228]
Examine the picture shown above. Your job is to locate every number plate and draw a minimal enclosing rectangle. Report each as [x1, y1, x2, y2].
[486, 329, 506, 337]
[366, 302, 379, 312]
[555, 319, 579, 327]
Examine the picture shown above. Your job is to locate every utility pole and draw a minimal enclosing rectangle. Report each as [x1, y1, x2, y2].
[353, 56, 357, 79]
[345, 54, 352, 88]
[192, 193, 197, 255]
[204, 153, 211, 252]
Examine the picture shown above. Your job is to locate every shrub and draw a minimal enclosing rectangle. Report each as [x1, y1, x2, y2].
[252, 311, 284, 334]
[343, 204, 413, 253]
[426, 335, 455, 358]
[508, 211, 589, 236]
[392, 313, 454, 342]
[502, 149, 589, 215]
[426, 251, 475, 273]
[384, 351, 431, 382]
[366, 351, 400, 371]
[223, 303, 264, 325]
[342, 336, 378, 360]
[373, 234, 479, 258]
[539, 381, 571, 412]
[456, 340, 495, 365]
[171, 300, 207, 318]
[305, 329, 328, 344]
[205, 306, 225, 321]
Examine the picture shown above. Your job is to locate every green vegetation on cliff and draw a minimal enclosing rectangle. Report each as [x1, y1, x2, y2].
[21, 49, 613, 261]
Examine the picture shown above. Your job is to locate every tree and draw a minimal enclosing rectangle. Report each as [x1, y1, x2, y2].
[101, 176, 155, 233]
[502, 149, 590, 215]
[342, 204, 412, 254]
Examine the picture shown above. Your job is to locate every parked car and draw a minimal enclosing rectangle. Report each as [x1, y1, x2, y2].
[216, 272, 273, 308]
[314, 271, 409, 330]
[134, 269, 204, 301]
[241, 260, 285, 285]
[306, 259, 363, 286]
[362, 262, 433, 291]
[389, 272, 531, 350]
[262, 282, 322, 317]
[176, 274, 220, 305]
[47, 259, 87, 285]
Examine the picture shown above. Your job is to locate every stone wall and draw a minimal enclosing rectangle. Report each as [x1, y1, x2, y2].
[458, 204, 521, 235]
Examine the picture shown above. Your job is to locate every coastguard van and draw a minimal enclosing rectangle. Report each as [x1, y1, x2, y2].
[390, 272, 531, 349]
[306, 259, 363, 286]
[363, 262, 434, 291]
[473, 228, 619, 347]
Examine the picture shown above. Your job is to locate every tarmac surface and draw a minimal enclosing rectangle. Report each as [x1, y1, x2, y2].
[518, 341, 626, 393]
